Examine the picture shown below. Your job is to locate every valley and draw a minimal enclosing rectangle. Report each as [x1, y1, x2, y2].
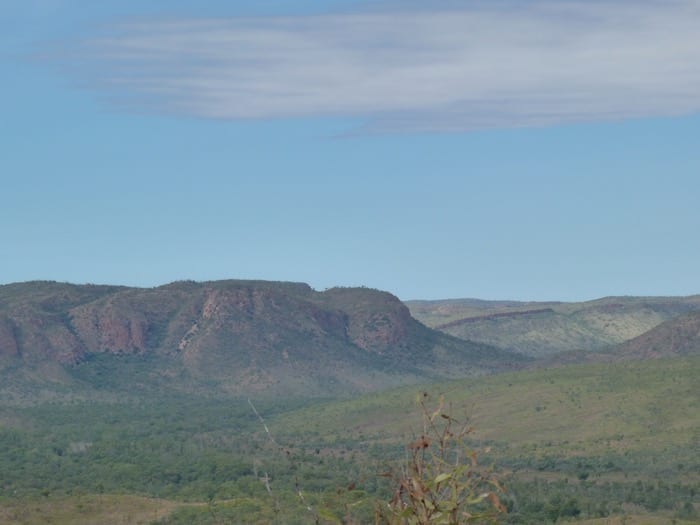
[0, 280, 698, 524]
[406, 296, 700, 357]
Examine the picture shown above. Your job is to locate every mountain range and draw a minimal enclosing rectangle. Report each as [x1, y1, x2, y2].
[406, 295, 700, 357]
[2, 279, 699, 402]
[0, 280, 521, 399]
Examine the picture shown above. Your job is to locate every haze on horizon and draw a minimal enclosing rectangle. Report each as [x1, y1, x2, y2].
[2, 0, 699, 302]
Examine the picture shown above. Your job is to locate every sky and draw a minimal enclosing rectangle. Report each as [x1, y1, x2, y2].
[2, 0, 700, 301]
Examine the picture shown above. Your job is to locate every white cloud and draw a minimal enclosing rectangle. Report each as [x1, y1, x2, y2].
[66, 0, 700, 132]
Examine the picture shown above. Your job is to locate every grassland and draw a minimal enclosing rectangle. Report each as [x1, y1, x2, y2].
[0, 495, 182, 525]
[272, 356, 699, 454]
[268, 356, 700, 523]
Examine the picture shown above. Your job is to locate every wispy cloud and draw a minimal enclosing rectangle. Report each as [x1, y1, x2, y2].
[60, 1, 700, 132]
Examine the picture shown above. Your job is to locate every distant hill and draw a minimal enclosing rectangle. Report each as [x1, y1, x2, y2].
[0, 280, 523, 400]
[611, 310, 700, 360]
[406, 295, 700, 357]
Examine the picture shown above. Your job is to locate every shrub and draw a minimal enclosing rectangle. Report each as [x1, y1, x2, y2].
[376, 393, 506, 524]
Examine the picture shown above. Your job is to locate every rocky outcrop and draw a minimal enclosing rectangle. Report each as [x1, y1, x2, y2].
[345, 301, 412, 352]
[0, 280, 519, 396]
[70, 303, 151, 355]
[0, 315, 19, 358]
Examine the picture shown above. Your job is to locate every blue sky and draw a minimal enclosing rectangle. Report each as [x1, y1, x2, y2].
[2, 0, 700, 301]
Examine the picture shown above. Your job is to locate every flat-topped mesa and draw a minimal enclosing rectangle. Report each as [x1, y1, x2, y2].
[319, 287, 414, 353]
[0, 279, 523, 397]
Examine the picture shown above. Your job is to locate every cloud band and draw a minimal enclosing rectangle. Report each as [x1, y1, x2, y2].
[65, 1, 700, 132]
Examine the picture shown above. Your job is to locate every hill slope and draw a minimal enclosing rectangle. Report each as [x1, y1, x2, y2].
[0, 280, 523, 399]
[611, 310, 700, 359]
[274, 356, 700, 459]
[407, 296, 700, 357]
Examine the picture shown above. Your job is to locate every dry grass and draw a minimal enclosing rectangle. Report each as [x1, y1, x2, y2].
[563, 514, 697, 524]
[0, 494, 184, 525]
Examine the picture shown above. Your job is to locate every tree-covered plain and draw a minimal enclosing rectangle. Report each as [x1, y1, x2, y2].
[0, 357, 698, 523]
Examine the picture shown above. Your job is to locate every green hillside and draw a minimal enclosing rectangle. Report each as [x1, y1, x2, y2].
[407, 296, 700, 357]
[273, 356, 699, 456]
[613, 310, 700, 359]
[270, 356, 700, 523]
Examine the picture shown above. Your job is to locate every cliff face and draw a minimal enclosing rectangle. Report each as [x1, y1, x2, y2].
[0, 280, 517, 396]
[0, 315, 19, 358]
[318, 288, 414, 353]
[70, 302, 150, 355]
